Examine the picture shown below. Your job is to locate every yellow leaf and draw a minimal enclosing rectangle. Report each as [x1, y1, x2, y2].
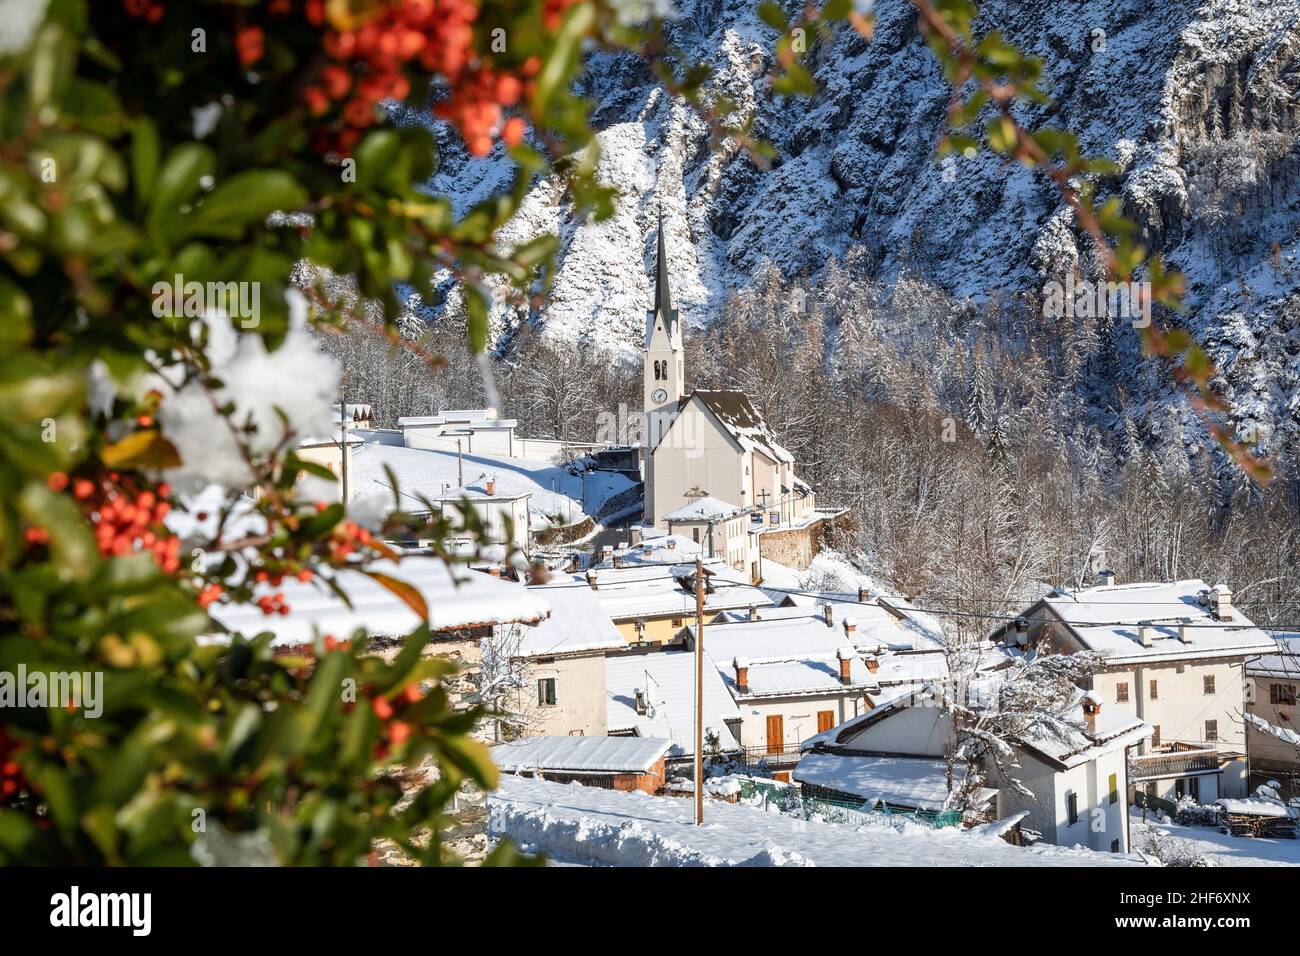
[364, 570, 428, 620]
[102, 430, 181, 469]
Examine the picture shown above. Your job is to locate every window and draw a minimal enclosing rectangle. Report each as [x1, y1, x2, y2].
[537, 678, 556, 707]
[1066, 792, 1078, 826]
[1205, 719, 1218, 742]
[1116, 682, 1129, 703]
[671, 617, 683, 628]
[1271, 684, 1297, 705]
[1110, 839, 1121, 853]
[1108, 773, 1118, 805]
[1151, 725, 1160, 747]
[1148, 679, 1158, 701]
[1203, 674, 1216, 695]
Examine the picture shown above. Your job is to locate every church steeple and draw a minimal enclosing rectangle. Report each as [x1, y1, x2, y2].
[653, 209, 677, 336]
[643, 208, 685, 471]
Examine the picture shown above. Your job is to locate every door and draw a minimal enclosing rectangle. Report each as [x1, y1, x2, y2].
[1189, 777, 1200, 801]
[817, 710, 835, 733]
[765, 715, 784, 755]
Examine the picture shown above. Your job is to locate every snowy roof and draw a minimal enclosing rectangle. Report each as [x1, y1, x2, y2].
[867, 650, 950, 687]
[745, 590, 946, 652]
[492, 735, 670, 774]
[1246, 634, 1300, 679]
[348, 441, 633, 527]
[1028, 580, 1277, 663]
[512, 586, 627, 658]
[793, 753, 968, 811]
[690, 617, 878, 698]
[1214, 797, 1292, 817]
[662, 496, 743, 522]
[488, 776, 1148, 867]
[685, 390, 794, 464]
[606, 650, 742, 756]
[206, 556, 551, 646]
[580, 565, 774, 622]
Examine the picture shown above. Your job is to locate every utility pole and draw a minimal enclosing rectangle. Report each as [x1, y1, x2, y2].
[694, 556, 705, 826]
[457, 438, 464, 489]
[338, 387, 349, 503]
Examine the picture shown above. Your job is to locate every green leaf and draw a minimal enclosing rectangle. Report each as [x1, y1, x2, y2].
[131, 117, 160, 213]
[184, 170, 307, 239]
[146, 142, 216, 240]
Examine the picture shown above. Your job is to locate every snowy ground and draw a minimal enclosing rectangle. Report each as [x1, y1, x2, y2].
[488, 776, 1148, 866]
[1130, 810, 1300, 867]
[349, 442, 636, 529]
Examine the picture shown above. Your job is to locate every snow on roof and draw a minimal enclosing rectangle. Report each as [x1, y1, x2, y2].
[868, 650, 950, 687]
[578, 564, 774, 621]
[793, 752, 963, 811]
[487, 776, 1147, 867]
[1214, 797, 1293, 817]
[348, 441, 633, 526]
[1246, 633, 1300, 678]
[1038, 580, 1277, 663]
[747, 592, 946, 652]
[492, 735, 670, 774]
[686, 390, 794, 464]
[691, 617, 877, 697]
[662, 496, 742, 521]
[606, 650, 742, 756]
[1015, 692, 1150, 769]
[512, 586, 627, 658]
[206, 556, 551, 646]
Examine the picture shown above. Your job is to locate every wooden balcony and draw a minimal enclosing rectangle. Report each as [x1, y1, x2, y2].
[1131, 747, 1221, 780]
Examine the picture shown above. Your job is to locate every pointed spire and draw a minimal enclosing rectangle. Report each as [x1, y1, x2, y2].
[652, 207, 678, 340]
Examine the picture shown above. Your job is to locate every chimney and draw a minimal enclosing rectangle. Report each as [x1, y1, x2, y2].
[586, 570, 599, 590]
[634, 687, 647, 715]
[1137, 621, 1153, 647]
[857, 586, 872, 603]
[1013, 616, 1030, 644]
[748, 604, 758, 621]
[843, 616, 858, 639]
[1211, 585, 1233, 622]
[667, 539, 676, 550]
[865, 657, 879, 673]
[488, 566, 501, 578]
[836, 647, 854, 685]
[486, 478, 496, 496]
[1097, 569, 1117, 587]
[822, 603, 834, 628]
[1177, 622, 1192, 643]
[613, 553, 623, 569]
[734, 657, 750, 694]
[1082, 694, 1102, 735]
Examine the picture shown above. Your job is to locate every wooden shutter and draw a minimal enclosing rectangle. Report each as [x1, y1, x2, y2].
[765, 715, 784, 754]
[817, 710, 835, 733]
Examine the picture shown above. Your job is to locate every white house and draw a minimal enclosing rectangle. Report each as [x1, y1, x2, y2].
[798, 684, 1149, 852]
[432, 482, 532, 555]
[994, 576, 1277, 802]
[397, 408, 521, 457]
[684, 615, 878, 774]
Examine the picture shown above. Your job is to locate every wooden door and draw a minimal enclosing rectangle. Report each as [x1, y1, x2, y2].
[765, 714, 784, 754]
[817, 710, 835, 733]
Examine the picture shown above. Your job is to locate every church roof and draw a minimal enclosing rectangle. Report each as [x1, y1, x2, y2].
[643, 212, 681, 350]
[684, 390, 795, 464]
[662, 496, 742, 522]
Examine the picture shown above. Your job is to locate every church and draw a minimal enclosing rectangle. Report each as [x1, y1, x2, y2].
[640, 217, 827, 581]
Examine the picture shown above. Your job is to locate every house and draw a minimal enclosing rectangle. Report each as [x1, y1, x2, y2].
[491, 736, 671, 794]
[432, 482, 532, 555]
[798, 684, 1149, 852]
[495, 586, 628, 738]
[575, 558, 774, 646]
[397, 407, 521, 457]
[684, 615, 878, 775]
[640, 216, 837, 570]
[662, 495, 763, 582]
[1244, 633, 1300, 784]
[993, 576, 1276, 802]
[605, 649, 743, 760]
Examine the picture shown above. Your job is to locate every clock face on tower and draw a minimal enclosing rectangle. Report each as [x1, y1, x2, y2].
[652, 388, 668, 404]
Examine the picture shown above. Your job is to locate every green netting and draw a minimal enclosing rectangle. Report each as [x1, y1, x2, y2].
[737, 779, 963, 829]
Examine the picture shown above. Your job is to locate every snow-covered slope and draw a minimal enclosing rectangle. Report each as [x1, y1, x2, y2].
[427, 0, 1300, 444]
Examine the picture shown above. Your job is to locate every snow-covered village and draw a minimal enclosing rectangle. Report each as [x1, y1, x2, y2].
[1, 0, 1298, 932]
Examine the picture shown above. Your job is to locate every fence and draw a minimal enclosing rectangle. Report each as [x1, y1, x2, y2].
[738, 778, 963, 829]
[1133, 789, 1178, 816]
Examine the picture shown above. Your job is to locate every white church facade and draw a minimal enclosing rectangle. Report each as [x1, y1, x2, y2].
[640, 217, 827, 581]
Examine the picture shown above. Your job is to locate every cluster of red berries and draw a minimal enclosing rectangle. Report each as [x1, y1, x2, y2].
[298, 0, 537, 157]
[123, 0, 165, 23]
[66, 474, 182, 574]
[255, 591, 290, 617]
[369, 682, 425, 758]
[0, 729, 25, 804]
[326, 515, 375, 560]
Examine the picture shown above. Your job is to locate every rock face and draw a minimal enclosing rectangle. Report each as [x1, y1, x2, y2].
[428, 0, 1300, 445]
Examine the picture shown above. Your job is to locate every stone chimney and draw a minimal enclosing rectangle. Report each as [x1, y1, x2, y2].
[1097, 569, 1117, 587]
[1137, 621, 1153, 647]
[836, 647, 854, 685]
[1177, 622, 1192, 643]
[586, 569, 599, 590]
[486, 477, 496, 496]
[843, 616, 857, 639]
[734, 657, 750, 694]
[1082, 694, 1102, 735]
[1211, 585, 1233, 622]
[857, 586, 872, 603]
[822, 603, 834, 628]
